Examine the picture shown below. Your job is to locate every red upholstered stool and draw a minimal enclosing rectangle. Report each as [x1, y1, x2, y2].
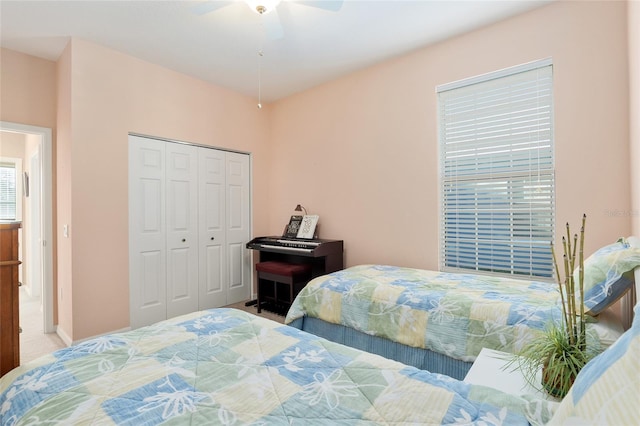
[255, 261, 312, 314]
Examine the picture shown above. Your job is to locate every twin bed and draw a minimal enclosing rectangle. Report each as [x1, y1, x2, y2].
[0, 308, 556, 425]
[1, 238, 639, 424]
[285, 237, 640, 380]
[2, 304, 638, 425]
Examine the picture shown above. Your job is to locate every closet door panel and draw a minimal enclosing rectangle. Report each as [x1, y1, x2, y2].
[198, 148, 226, 309]
[201, 245, 223, 310]
[140, 251, 163, 302]
[225, 152, 251, 304]
[166, 143, 199, 319]
[129, 136, 166, 329]
[228, 242, 243, 293]
[166, 247, 191, 317]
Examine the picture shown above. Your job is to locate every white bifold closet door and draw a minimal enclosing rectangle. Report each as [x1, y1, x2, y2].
[198, 147, 227, 309]
[129, 136, 167, 328]
[225, 152, 252, 303]
[129, 135, 251, 329]
[165, 143, 199, 319]
[197, 148, 251, 308]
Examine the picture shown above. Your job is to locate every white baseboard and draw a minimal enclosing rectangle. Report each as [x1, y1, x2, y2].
[56, 326, 72, 347]
[56, 326, 132, 346]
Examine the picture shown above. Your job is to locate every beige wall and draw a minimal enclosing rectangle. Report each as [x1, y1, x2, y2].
[55, 39, 271, 341]
[0, 49, 57, 129]
[270, 1, 633, 269]
[0, 131, 25, 156]
[0, 48, 58, 321]
[630, 0, 640, 236]
[2, 42, 272, 341]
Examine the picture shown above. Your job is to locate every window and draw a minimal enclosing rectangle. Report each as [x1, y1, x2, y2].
[0, 159, 22, 221]
[0, 162, 17, 220]
[437, 59, 554, 279]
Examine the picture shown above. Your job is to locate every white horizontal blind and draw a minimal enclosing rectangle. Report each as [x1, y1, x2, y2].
[0, 162, 17, 220]
[438, 62, 554, 279]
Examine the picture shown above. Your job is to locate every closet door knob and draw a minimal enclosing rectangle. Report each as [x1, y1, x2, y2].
[182, 238, 186, 242]
[211, 237, 215, 241]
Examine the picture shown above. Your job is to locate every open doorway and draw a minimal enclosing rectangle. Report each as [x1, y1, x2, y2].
[0, 122, 54, 336]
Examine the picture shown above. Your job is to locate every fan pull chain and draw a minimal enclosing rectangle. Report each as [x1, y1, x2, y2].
[257, 50, 263, 109]
[255, 3, 269, 110]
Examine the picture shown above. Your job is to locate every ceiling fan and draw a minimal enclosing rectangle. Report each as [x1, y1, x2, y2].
[192, 0, 344, 40]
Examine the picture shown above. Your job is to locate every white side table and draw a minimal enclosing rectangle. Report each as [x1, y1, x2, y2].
[464, 347, 559, 401]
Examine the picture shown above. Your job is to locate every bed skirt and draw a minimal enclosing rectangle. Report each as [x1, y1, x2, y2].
[287, 316, 472, 380]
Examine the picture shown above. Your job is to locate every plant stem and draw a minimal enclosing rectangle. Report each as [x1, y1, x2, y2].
[565, 223, 572, 266]
[579, 215, 586, 350]
[551, 242, 569, 327]
[562, 251, 575, 344]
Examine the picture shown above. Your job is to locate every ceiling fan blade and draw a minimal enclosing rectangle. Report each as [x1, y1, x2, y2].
[262, 9, 284, 40]
[191, 1, 233, 16]
[296, 1, 343, 12]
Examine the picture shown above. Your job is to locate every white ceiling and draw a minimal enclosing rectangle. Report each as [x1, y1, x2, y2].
[0, 0, 551, 103]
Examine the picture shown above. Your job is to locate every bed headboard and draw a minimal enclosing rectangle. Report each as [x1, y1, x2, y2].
[622, 236, 639, 329]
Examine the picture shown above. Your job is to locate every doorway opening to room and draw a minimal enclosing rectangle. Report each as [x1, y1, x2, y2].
[0, 122, 54, 348]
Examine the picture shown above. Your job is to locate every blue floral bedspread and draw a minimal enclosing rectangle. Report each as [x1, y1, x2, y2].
[0, 308, 552, 425]
[285, 265, 616, 362]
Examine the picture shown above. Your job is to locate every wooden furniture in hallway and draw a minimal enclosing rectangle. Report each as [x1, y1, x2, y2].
[0, 221, 21, 376]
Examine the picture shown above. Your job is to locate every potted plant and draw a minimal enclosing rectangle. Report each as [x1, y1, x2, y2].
[510, 214, 599, 398]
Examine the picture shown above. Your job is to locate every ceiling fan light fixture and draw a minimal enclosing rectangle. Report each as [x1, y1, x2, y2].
[245, 0, 281, 15]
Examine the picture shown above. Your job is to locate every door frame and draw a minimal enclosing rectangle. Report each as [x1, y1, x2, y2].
[1, 121, 54, 333]
[28, 150, 42, 299]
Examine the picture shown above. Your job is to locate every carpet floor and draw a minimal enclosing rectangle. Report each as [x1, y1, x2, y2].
[19, 288, 66, 364]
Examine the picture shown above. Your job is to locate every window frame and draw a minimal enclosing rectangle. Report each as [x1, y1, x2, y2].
[436, 59, 555, 280]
